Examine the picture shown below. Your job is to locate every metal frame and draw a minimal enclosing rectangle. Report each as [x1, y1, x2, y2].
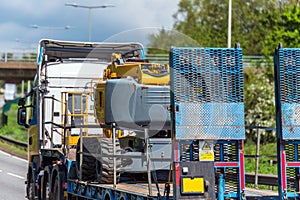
[214, 140, 245, 199]
[274, 44, 300, 199]
[170, 46, 245, 199]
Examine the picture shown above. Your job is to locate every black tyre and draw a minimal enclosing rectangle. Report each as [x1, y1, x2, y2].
[41, 171, 51, 200]
[37, 176, 42, 200]
[52, 172, 65, 200]
[26, 171, 35, 200]
[96, 138, 122, 183]
[76, 137, 99, 181]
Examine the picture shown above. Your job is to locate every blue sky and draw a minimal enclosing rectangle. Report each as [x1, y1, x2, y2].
[0, 0, 180, 52]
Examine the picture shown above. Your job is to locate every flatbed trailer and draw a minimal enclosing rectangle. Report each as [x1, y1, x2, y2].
[18, 39, 247, 200]
[67, 182, 173, 199]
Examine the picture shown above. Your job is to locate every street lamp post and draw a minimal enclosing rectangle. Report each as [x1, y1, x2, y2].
[31, 25, 73, 30]
[65, 3, 115, 42]
[30, 24, 74, 39]
[227, 0, 232, 48]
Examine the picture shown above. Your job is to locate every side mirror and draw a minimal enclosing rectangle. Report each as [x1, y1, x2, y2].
[18, 98, 26, 106]
[17, 107, 29, 128]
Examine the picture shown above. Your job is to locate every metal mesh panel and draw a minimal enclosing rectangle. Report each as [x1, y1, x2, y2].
[287, 168, 297, 193]
[278, 49, 300, 103]
[277, 49, 300, 139]
[285, 143, 296, 162]
[284, 142, 300, 192]
[179, 141, 200, 161]
[170, 47, 245, 140]
[214, 141, 240, 195]
[214, 142, 238, 162]
[224, 168, 239, 193]
[215, 168, 239, 194]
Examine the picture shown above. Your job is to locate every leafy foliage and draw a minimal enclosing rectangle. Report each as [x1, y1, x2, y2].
[244, 142, 277, 175]
[172, 0, 280, 55]
[263, 5, 300, 55]
[146, 0, 300, 143]
[148, 0, 300, 55]
[244, 64, 276, 143]
[0, 103, 27, 142]
[147, 28, 200, 54]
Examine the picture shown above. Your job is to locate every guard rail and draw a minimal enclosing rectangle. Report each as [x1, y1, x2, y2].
[0, 134, 27, 150]
[0, 52, 272, 67]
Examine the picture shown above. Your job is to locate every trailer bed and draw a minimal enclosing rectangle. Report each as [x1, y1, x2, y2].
[68, 180, 173, 199]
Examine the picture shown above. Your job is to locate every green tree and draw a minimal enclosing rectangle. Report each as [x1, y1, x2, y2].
[172, 0, 280, 55]
[146, 0, 300, 144]
[262, 5, 300, 55]
[148, 0, 300, 55]
[147, 28, 200, 54]
[173, 0, 227, 47]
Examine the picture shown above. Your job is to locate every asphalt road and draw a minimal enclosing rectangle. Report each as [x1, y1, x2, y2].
[0, 150, 27, 200]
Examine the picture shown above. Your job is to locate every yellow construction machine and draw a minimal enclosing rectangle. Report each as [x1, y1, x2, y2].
[92, 50, 171, 182]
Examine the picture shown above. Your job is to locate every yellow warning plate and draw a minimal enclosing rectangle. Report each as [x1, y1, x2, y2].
[199, 141, 214, 161]
[181, 176, 205, 194]
[200, 151, 214, 161]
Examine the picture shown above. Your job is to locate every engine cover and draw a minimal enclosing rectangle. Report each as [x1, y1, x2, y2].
[105, 78, 170, 131]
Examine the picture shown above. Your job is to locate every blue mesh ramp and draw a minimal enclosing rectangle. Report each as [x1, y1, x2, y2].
[275, 48, 300, 139]
[170, 47, 245, 140]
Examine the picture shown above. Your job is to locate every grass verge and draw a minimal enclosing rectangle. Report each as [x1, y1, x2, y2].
[0, 140, 27, 159]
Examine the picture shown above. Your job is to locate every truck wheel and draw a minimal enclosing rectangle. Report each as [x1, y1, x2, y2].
[76, 137, 99, 181]
[26, 173, 35, 200]
[52, 174, 65, 200]
[37, 176, 42, 200]
[96, 138, 122, 183]
[41, 172, 51, 200]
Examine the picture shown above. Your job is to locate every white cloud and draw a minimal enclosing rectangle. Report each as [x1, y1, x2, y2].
[0, 0, 180, 52]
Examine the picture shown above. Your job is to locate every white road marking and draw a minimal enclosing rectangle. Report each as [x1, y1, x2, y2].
[0, 169, 2, 173]
[0, 150, 27, 163]
[0, 150, 11, 157]
[7, 172, 25, 180]
[12, 155, 27, 163]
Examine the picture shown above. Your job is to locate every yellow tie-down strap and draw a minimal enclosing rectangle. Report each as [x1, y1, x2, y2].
[181, 176, 205, 195]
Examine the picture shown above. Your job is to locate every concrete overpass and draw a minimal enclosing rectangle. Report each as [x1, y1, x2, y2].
[0, 62, 36, 81]
[0, 54, 271, 82]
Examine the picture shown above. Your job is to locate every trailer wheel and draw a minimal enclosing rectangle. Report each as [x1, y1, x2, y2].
[96, 138, 122, 183]
[76, 137, 99, 181]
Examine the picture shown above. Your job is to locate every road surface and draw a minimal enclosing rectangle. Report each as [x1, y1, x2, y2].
[0, 150, 27, 200]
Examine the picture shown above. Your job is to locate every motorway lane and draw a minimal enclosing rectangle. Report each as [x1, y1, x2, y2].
[0, 150, 27, 200]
